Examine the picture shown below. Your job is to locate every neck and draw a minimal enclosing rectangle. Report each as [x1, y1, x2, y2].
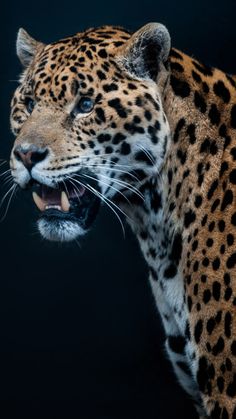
[127, 47, 236, 272]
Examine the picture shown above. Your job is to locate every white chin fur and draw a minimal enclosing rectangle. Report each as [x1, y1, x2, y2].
[37, 219, 86, 242]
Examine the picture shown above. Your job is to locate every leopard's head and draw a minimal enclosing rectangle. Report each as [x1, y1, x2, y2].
[10, 23, 171, 241]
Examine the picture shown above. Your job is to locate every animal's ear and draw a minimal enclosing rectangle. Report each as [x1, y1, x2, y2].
[16, 28, 45, 67]
[117, 23, 171, 80]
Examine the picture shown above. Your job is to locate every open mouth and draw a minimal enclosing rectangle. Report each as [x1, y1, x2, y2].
[31, 172, 100, 242]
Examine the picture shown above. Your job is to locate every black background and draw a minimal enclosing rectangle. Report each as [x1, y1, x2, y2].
[0, 1, 235, 418]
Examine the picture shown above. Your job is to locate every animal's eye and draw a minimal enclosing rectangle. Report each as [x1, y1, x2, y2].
[25, 97, 35, 114]
[71, 97, 94, 117]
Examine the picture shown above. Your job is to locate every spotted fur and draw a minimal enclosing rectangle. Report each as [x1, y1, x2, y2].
[9, 23, 236, 418]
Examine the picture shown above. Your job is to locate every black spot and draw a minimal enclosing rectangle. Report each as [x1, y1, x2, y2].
[229, 169, 236, 184]
[144, 110, 152, 121]
[207, 318, 216, 335]
[225, 287, 232, 302]
[202, 82, 209, 93]
[169, 49, 183, 60]
[170, 62, 184, 72]
[108, 98, 127, 118]
[231, 148, 236, 160]
[103, 83, 118, 92]
[149, 266, 158, 281]
[200, 137, 210, 153]
[231, 105, 236, 128]
[187, 296, 192, 311]
[212, 337, 224, 356]
[97, 70, 106, 80]
[194, 91, 207, 113]
[194, 319, 203, 343]
[232, 213, 236, 226]
[168, 335, 186, 354]
[212, 281, 221, 300]
[220, 161, 229, 177]
[168, 170, 173, 185]
[164, 264, 177, 279]
[95, 107, 106, 123]
[206, 238, 213, 247]
[192, 240, 198, 251]
[98, 49, 107, 58]
[193, 260, 199, 272]
[227, 253, 236, 269]
[105, 146, 113, 154]
[226, 374, 236, 397]
[203, 289, 211, 304]
[209, 104, 221, 125]
[170, 233, 182, 265]
[221, 190, 233, 211]
[217, 376, 225, 393]
[192, 61, 213, 76]
[207, 179, 218, 199]
[120, 141, 131, 155]
[203, 257, 210, 267]
[218, 219, 225, 232]
[176, 148, 187, 164]
[227, 234, 234, 246]
[128, 83, 137, 90]
[175, 182, 181, 198]
[125, 122, 145, 135]
[231, 341, 236, 356]
[186, 124, 196, 144]
[194, 195, 202, 208]
[192, 70, 201, 83]
[140, 230, 148, 240]
[184, 210, 196, 228]
[170, 75, 190, 98]
[213, 80, 231, 103]
[211, 199, 219, 212]
[135, 151, 154, 166]
[97, 133, 111, 143]
[197, 356, 208, 392]
[150, 191, 162, 212]
[211, 403, 222, 419]
[210, 141, 218, 155]
[224, 312, 232, 338]
[173, 118, 185, 143]
[112, 133, 126, 145]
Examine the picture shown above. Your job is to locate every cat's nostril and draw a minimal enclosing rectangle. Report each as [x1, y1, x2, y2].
[14, 145, 49, 170]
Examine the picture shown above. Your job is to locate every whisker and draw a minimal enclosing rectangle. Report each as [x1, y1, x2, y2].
[68, 176, 127, 237]
[0, 169, 11, 178]
[65, 178, 82, 202]
[136, 144, 156, 166]
[0, 184, 16, 208]
[2, 177, 14, 187]
[74, 170, 144, 201]
[85, 183, 126, 238]
[82, 163, 141, 182]
[75, 175, 132, 223]
[0, 184, 17, 221]
[80, 172, 132, 206]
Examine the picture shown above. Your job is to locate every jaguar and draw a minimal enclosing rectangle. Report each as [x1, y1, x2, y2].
[9, 22, 236, 418]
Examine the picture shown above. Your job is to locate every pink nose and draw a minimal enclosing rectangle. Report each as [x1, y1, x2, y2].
[14, 145, 48, 170]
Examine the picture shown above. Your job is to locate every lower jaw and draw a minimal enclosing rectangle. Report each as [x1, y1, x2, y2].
[37, 218, 86, 242]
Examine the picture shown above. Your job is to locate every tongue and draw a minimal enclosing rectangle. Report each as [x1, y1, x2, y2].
[42, 186, 61, 205]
